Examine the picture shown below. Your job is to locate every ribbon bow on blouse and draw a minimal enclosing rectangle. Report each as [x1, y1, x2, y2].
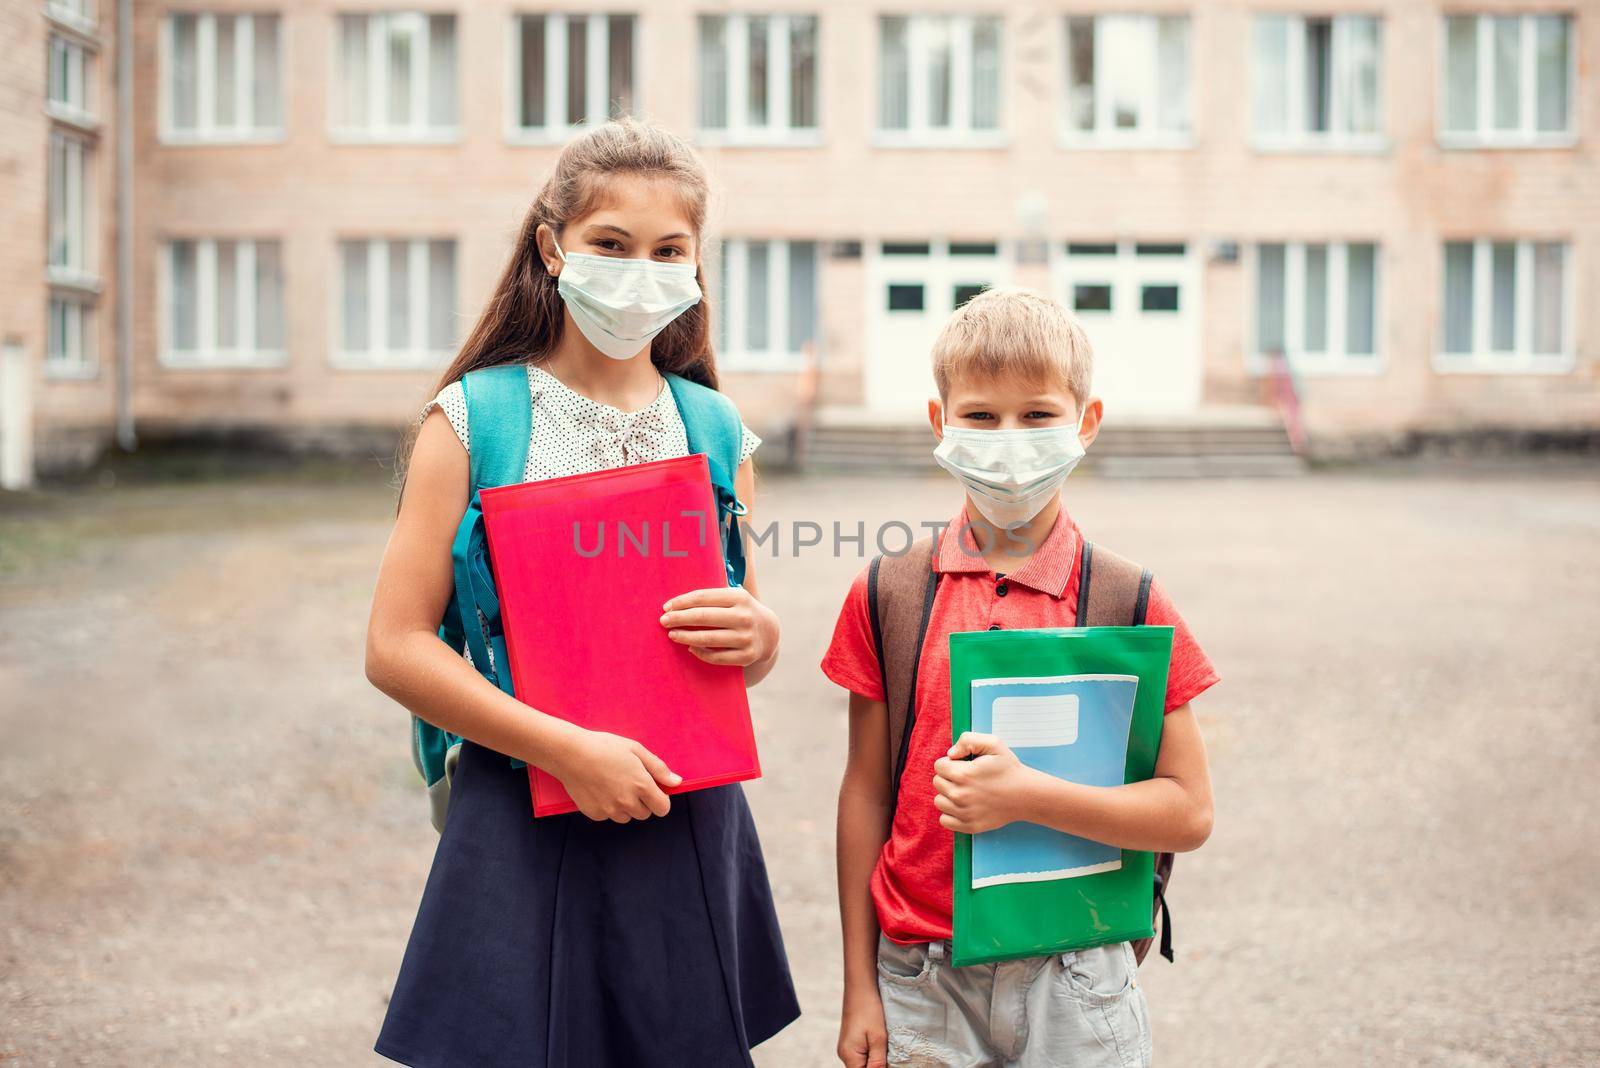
[588, 397, 675, 466]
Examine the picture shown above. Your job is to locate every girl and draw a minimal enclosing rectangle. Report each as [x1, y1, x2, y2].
[365, 119, 800, 1067]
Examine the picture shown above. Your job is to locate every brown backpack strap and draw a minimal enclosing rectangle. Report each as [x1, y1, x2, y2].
[1077, 540, 1173, 965]
[867, 536, 940, 813]
[1075, 540, 1153, 627]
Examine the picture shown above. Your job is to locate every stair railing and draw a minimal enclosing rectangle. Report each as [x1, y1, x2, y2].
[1265, 349, 1308, 457]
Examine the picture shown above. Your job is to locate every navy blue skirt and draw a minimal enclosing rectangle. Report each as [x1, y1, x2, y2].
[376, 740, 800, 1067]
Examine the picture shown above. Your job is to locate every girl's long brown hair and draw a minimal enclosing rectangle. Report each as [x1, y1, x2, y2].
[399, 119, 719, 485]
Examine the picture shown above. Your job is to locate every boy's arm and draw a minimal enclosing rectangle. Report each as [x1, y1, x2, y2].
[836, 692, 892, 1068]
[932, 702, 1214, 853]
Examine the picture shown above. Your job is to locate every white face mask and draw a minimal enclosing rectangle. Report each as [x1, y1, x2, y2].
[932, 418, 1087, 527]
[554, 242, 702, 360]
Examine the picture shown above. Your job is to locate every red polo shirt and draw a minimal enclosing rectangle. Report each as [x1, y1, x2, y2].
[822, 506, 1219, 945]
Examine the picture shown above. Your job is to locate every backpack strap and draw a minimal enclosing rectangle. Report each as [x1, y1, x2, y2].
[439, 364, 535, 679]
[665, 372, 748, 587]
[462, 363, 535, 494]
[867, 536, 940, 813]
[416, 365, 536, 827]
[1077, 539, 1174, 965]
[1074, 540, 1153, 628]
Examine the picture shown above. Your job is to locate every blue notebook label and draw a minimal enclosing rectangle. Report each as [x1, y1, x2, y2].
[970, 674, 1138, 890]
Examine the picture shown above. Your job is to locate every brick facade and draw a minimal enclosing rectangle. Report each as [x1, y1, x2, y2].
[2, 0, 1595, 479]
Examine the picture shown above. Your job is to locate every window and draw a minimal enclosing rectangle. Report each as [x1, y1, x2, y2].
[48, 35, 94, 124]
[1254, 242, 1381, 371]
[886, 284, 924, 312]
[512, 14, 635, 139]
[1441, 14, 1574, 145]
[164, 14, 283, 141]
[45, 0, 94, 33]
[163, 239, 286, 368]
[1073, 284, 1112, 312]
[47, 131, 93, 286]
[335, 13, 458, 140]
[1064, 15, 1190, 144]
[877, 14, 1002, 143]
[1438, 240, 1571, 369]
[1254, 15, 1383, 147]
[1142, 285, 1180, 312]
[953, 283, 986, 308]
[337, 238, 457, 368]
[698, 15, 818, 143]
[46, 295, 96, 377]
[716, 239, 819, 369]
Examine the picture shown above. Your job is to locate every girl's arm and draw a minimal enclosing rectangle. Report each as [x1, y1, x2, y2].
[931, 702, 1214, 853]
[364, 410, 681, 822]
[836, 692, 893, 1068]
[659, 458, 781, 688]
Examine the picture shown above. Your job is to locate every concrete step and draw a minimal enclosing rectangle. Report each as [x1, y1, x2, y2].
[802, 406, 1305, 477]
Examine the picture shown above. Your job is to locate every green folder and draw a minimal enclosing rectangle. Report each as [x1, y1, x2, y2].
[949, 626, 1173, 967]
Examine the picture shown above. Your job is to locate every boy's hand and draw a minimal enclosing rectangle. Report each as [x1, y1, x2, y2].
[932, 732, 1034, 834]
[837, 987, 889, 1068]
[660, 586, 779, 667]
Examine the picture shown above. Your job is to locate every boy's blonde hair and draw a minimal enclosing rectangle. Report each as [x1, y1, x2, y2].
[931, 286, 1094, 404]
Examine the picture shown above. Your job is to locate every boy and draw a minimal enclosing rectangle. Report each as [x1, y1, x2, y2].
[826, 288, 1218, 1068]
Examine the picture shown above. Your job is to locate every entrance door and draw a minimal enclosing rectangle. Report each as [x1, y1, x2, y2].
[1055, 242, 1201, 416]
[0, 341, 32, 491]
[866, 240, 1009, 412]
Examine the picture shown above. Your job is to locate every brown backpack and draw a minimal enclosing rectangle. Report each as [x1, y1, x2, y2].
[866, 535, 1175, 965]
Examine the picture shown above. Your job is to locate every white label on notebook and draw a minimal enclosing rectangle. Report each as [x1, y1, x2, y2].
[990, 693, 1079, 749]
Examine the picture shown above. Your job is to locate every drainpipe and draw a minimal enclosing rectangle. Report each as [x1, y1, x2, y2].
[113, 0, 135, 451]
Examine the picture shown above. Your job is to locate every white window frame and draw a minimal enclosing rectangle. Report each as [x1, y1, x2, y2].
[874, 14, 1005, 147]
[1435, 239, 1574, 373]
[332, 12, 459, 144]
[1248, 241, 1385, 376]
[1252, 14, 1386, 152]
[47, 129, 96, 291]
[506, 13, 638, 144]
[716, 238, 820, 373]
[160, 238, 288, 369]
[333, 238, 457, 370]
[1437, 14, 1577, 149]
[47, 33, 97, 129]
[44, 0, 96, 37]
[45, 293, 97, 379]
[696, 14, 821, 147]
[1060, 14, 1193, 149]
[160, 13, 285, 144]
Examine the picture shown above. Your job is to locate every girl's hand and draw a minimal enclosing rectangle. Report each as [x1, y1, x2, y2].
[836, 987, 889, 1068]
[547, 727, 681, 823]
[931, 732, 1035, 834]
[660, 586, 779, 668]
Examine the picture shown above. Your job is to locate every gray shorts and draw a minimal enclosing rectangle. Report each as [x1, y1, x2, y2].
[876, 934, 1153, 1068]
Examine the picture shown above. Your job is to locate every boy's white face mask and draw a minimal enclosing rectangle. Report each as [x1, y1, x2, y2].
[554, 242, 702, 360]
[932, 418, 1087, 527]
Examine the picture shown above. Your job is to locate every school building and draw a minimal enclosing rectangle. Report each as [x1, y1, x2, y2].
[1, 0, 1595, 485]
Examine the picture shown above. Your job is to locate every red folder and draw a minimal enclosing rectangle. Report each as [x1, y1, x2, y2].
[478, 453, 760, 817]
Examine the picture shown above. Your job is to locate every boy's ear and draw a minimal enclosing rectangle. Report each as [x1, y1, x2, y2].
[927, 397, 945, 441]
[1079, 397, 1104, 448]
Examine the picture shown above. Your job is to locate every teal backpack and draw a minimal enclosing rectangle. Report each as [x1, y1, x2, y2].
[413, 362, 750, 831]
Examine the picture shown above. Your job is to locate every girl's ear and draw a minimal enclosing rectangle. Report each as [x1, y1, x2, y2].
[534, 223, 562, 277]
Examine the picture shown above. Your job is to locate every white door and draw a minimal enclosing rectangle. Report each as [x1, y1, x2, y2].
[866, 241, 1009, 413]
[0, 341, 33, 491]
[1056, 242, 1201, 416]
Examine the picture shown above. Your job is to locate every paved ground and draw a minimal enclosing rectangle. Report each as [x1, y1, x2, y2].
[2, 462, 1598, 1067]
